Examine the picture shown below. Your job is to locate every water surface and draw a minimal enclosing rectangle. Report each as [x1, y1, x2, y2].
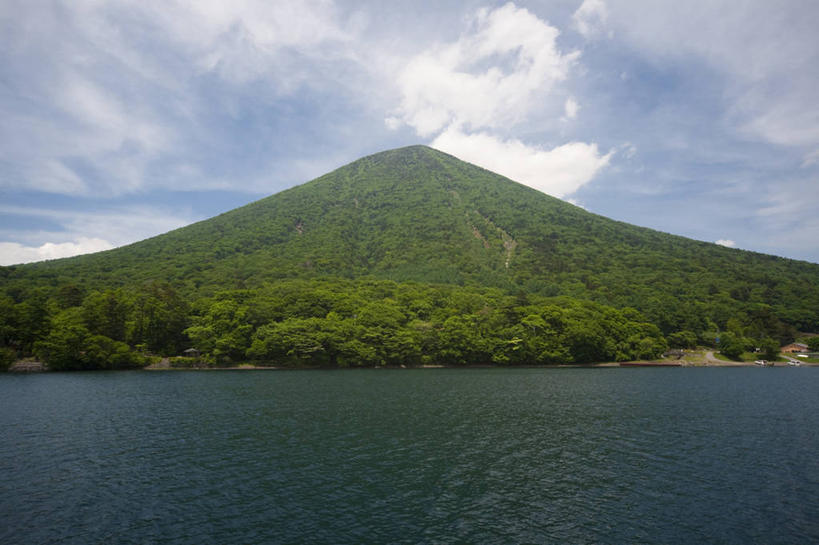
[1, 368, 817, 544]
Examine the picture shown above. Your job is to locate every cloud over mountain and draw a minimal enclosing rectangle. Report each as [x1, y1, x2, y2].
[387, 3, 610, 199]
[0, 0, 817, 263]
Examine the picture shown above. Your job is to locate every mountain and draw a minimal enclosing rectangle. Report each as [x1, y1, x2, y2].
[1, 145, 818, 368]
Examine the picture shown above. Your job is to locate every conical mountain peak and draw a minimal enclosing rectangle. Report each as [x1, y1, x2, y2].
[3, 146, 818, 339]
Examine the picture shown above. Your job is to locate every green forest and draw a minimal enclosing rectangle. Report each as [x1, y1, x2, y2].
[2, 146, 818, 369]
[4, 278, 668, 369]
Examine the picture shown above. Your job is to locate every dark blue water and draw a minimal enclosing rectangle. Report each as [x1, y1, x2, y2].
[1, 368, 817, 544]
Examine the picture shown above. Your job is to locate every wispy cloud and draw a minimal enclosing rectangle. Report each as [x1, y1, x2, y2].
[0, 204, 197, 264]
[605, 0, 819, 155]
[572, 0, 608, 39]
[0, 0, 360, 197]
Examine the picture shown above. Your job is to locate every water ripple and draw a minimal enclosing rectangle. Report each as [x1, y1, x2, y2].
[1, 368, 818, 544]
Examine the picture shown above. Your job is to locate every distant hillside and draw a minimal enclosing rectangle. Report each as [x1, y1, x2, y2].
[1, 146, 818, 368]
[4, 145, 818, 330]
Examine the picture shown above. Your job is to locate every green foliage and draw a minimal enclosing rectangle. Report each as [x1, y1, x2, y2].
[2, 146, 818, 369]
[128, 282, 189, 355]
[718, 332, 745, 360]
[668, 330, 698, 349]
[238, 279, 666, 366]
[28, 288, 165, 370]
[84, 334, 146, 369]
[0, 347, 14, 370]
[82, 289, 128, 341]
[0, 294, 16, 349]
[169, 356, 200, 368]
[759, 338, 779, 361]
[35, 308, 92, 370]
[185, 297, 252, 364]
[4, 146, 818, 337]
[804, 337, 819, 351]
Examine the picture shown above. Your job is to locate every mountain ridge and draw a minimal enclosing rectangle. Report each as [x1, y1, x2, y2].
[10, 145, 813, 268]
[2, 145, 818, 344]
[11, 145, 808, 274]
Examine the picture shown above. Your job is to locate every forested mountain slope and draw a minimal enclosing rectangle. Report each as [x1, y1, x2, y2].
[1, 145, 817, 367]
[5, 145, 818, 332]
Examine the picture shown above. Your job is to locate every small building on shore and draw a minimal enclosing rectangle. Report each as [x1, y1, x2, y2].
[780, 343, 808, 353]
[183, 348, 201, 358]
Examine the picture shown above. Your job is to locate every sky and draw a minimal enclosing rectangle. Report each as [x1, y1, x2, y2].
[1, 0, 818, 265]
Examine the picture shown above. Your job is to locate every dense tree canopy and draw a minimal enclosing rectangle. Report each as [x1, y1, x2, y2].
[0, 278, 673, 369]
[1, 146, 816, 369]
[0, 275, 806, 370]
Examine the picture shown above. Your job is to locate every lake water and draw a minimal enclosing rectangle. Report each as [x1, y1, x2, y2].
[1, 368, 817, 544]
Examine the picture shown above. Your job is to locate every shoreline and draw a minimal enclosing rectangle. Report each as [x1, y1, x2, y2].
[10, 355, 816, 373]
[140, 360, 817, 371]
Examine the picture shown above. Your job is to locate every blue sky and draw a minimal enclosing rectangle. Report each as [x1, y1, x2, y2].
[1, 0, 817, 265]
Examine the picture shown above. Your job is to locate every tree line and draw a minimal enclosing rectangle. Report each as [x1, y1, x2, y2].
[0, 278, 663, 369]
[1, 277, 804, 370]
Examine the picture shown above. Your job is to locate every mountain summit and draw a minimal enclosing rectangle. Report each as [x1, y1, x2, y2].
[3, 145, 819, 337]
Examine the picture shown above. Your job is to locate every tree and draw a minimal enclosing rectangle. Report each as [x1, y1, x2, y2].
[718, 331, 744, 360]
[129, 282, 189, 355]
[185, 298, 252, 363]
[668, 330, 698, 349]
[55, 282, 85, 309]
[564, 323, 609, 363]
[248, 318, 330, 366]
[14, 289, 52, 354]
[759, 338, 779, 361]
[82, 289, 128, 341]
[84, 334, 145, 369]
[437, 315, 486, 365]
[0, 294, 18, 350]
[34, 308, 91, 370]
[0, 347, 14, 370]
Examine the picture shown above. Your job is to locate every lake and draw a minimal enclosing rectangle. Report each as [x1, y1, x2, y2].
[1, 368, 817, 544]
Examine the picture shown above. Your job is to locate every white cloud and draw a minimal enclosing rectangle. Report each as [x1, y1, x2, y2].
[30, 160, 89, 195]
[0, 0, 360, 197]
[0, 238, 115, 266]
[749, 178, 819, 261]
[384, 116, 402, 130]
[564, 97, 580, 120]
[431, 126, 612, 198]
[605, 0, 819, 153]
[621, 142, 637, 159]
[715, 239, 736, 248]
[737, 97, 819, 149]
[0, 204, 197, 264]
[151, 1, 348, 54]
[386, 3, 613, 200]
[390, 2, 579, 136]
[59, 76, 169, 155]
[163, 0, 352, 85]
[572, 0, 608, 39]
